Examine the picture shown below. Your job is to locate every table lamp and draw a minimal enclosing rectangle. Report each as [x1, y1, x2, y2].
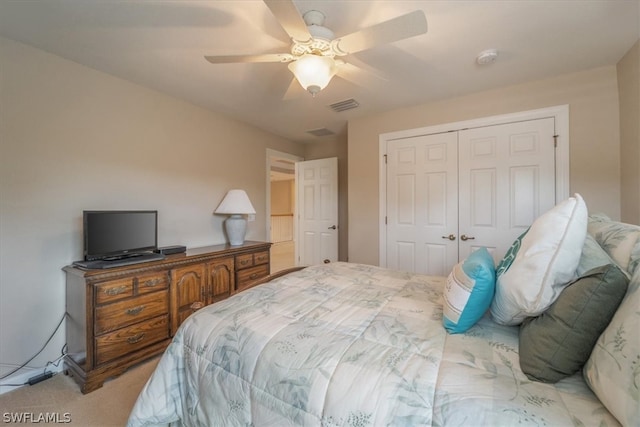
[214, 189, 256, 246]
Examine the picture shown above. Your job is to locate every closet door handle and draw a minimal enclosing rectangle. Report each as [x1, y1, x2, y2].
[442, 234, 456, 241]
[460, 235, 475, 241]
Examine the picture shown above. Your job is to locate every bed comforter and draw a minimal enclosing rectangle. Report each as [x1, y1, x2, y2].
[127, 262, 618, 426]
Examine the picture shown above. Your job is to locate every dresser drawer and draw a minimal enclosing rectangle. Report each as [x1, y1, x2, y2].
[95, 291, 168, 335]
[136, 271, 169, 295]
[253, 250, 270, 266]
[236, 250, 270, 270]
[236, 264, 269, 292]
[95, 278, 134, 304]
[94, 315, 169, 365]
[235, 253, 255, 270]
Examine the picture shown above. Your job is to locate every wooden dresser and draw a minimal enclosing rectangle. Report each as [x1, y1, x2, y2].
[64, 241, 271, 393]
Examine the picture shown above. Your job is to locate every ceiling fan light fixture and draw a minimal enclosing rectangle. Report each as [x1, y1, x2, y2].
[288, 54, 337, 96]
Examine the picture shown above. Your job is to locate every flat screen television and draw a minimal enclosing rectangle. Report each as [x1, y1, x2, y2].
[83, 210, 158, 261]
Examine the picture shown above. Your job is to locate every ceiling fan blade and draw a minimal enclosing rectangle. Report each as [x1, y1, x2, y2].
[333, 10, 427, 55]
[263, 0, 312, 43]
[335, 61, 387, 88]
[205, 53, 294, 64]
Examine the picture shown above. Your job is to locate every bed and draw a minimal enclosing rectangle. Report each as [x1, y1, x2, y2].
[127, 206, 639, 427]
[126, 261, 625, 426]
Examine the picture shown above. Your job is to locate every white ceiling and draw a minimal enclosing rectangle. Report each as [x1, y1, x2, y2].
[0, 1, 638, 144]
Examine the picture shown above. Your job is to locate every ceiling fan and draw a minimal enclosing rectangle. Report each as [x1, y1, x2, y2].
[204, 0, 428, 97]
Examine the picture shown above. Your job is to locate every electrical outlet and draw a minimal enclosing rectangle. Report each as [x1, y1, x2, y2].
[248, 214, 256, 222]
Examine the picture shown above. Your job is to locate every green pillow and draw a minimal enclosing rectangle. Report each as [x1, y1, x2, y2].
[518, 264, 629, 383]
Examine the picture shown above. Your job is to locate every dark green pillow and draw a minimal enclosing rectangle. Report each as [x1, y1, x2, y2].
[519, 264, 629, 383]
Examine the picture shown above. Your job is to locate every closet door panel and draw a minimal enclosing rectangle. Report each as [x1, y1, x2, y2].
[426, 172, 448, 226]
[386, 132, 458, 275]
[394, 242, 416, 273]
[469, 168, 497, 227]
[511, 166, 539, 227]
[459, 118, 556, 263]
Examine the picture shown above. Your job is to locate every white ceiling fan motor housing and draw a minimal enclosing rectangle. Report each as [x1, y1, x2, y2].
[291, 10, 335, 56]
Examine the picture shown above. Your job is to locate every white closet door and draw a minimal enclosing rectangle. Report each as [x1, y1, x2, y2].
[384, 117, 557, 275]
[458, 117, 556, 263]
[386, 132, 459, 275]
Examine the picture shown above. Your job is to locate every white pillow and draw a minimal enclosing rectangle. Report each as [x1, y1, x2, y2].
[490, 194, 588, 325]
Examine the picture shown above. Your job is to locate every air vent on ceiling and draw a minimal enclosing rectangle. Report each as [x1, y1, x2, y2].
[306, 128, 336, 137]
[328, 98, 360, 113]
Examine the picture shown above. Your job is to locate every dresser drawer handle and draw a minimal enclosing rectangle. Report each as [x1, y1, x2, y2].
[256, 255, 267, 262]
[240, 259, 250, 266]
[250, 273, 259, 280]
[190, 301, 204, 310]
[105, 286, 128, 296]
[142, 278, 160, 287]
[127, 333, 145, 344]
[125, 305, 145, 316]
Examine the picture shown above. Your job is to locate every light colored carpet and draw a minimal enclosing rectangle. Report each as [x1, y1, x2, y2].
[270, 240, 295, 274]
[0, 356, 159, 426]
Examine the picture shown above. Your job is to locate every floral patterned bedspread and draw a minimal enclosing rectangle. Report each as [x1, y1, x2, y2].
[127, 262, 618, 427]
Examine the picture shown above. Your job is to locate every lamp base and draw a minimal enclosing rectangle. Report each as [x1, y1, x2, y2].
[225, 214, 247, 246]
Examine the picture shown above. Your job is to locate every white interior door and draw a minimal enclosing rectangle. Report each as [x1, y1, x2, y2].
[295, 157, 338, 266]
[458, 118, 556, 263]
[386, 133, 459, 275]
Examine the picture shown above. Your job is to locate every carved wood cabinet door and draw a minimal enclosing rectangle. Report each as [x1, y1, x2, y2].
[171, 263, 207, 335]
[207, 258, 234, 304]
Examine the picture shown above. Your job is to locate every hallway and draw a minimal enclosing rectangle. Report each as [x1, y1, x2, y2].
[270, 240, 295, 274]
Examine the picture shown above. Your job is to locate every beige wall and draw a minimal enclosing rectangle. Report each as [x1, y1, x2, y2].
[0, 37, 304, 381]
[304, 137, 348, 261]
[270, 180, 294, 215]
[618, 39, 640, 224]
[348, 66, 621, 265]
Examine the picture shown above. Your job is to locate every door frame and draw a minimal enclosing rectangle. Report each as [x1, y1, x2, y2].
[377, 105, 570, 268]
[266, 148, 303, 248]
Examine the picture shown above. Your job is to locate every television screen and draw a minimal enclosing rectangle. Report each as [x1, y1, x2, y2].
[83, 210, 158, 260]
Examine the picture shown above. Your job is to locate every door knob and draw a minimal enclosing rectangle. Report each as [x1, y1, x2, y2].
[328, 225, 337, 230]
[460, 235, 475, 241]
[441, 234, 456, 241]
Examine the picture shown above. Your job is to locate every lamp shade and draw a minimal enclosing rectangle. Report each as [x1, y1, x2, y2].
[288, 54, 337, 95]
[215, 189, 256, 215]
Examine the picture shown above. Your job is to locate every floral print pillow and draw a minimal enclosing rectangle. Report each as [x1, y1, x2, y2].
[583, 267, 640, 426]
[588, 213, 640, 275]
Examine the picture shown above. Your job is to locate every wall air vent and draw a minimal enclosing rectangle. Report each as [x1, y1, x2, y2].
[328, 98, 359, 113]
[306, 128, 335, 137]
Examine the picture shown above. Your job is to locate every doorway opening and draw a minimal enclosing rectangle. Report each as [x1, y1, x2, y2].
[266, 149, 302, 273]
